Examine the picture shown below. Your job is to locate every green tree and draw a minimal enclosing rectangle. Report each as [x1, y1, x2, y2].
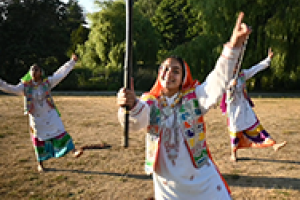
[68, 24, 90, 56]
[0, 0, 68, 83]
[170, 34, 220, 82]
[135, 0, 160, 19]
[77, 0, 159, 90]
[264, 0, 300, 90]
[151, 0, 201, 59]
[0, 0, 86, 88]
[190, 0, 300, 91]
[64, 0, 87, 57]
[64, 0, 86, 31]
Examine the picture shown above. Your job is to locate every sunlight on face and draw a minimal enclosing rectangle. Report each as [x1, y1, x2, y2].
[159, 58, 183, 96]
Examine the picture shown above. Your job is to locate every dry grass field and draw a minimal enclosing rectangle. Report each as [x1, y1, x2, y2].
[0, 95, 299, 200]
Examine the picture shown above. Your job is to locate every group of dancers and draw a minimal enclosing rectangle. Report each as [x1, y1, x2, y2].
[0, 12, 286, 200]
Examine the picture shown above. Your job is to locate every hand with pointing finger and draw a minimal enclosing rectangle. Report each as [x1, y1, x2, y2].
[268, 48, 274, 59]
[229, 12, 252, 48]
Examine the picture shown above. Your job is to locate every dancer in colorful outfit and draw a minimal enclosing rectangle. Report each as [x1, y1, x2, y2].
[0, 54, 83, 172]
[117, 13, 250, 200]
[220, 48, 287, 162]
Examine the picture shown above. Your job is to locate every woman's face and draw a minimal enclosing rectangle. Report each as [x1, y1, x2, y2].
[30, 65, 42, 81]
[159, 58, 183, 95]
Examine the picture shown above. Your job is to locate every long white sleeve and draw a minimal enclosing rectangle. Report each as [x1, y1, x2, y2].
[118, 100, 150, 132]
[48, 59, 76, 88]
[196, 44, 241, 113]
[243, 57, 271, 80]
[0, 79, 24, 96]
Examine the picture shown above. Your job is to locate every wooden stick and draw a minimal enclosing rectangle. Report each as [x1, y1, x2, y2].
[234, 35, 249, 80]
[123, 0, 133, 148]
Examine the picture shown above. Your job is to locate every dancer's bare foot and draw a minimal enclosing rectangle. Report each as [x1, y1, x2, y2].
[37, 163, 44, 173]
[273, 141, 287, 152]
[230, 150, 237, 162]
[73, 148, 83, 158]
[230, 154, 237, 162]
[264, 138, 276, 145]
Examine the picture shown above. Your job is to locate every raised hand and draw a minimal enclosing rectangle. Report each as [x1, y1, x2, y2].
[268, 48, 274, 59]
[72, 54, 78, 62]
[229, 12, 251, 48]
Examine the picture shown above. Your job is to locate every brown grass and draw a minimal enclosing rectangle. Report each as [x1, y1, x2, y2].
[0, 95, 299, 200]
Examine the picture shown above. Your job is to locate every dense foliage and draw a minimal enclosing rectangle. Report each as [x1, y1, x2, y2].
[1, 0, 299, 91]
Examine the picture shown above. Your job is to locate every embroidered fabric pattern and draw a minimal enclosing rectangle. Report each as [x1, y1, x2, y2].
[159, 91, 183, 108]
[159, 102, 182, 166]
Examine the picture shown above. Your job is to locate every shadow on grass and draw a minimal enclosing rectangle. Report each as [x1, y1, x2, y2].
[223, 174, 300, 190]
[44, 166, 300, 190]
[80, 143, 112, 150]
[45, 168, 152, 180]
[237, 157, 300, 165]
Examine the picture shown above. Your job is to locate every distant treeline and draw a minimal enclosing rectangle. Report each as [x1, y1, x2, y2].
[1, 0, 299, 92]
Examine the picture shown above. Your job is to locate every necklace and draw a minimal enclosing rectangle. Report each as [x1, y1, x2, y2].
[160, 91, 183, 108]
[159, 98, 181, 166]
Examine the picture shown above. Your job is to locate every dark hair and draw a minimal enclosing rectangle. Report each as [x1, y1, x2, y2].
[30, 63, 39, 69]
[163, 55, 186, 84]
[30, 64, 45, 78]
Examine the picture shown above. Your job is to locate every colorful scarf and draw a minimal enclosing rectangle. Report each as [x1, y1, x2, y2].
[21, 64, 46, 82]
[148, 60, 200, 97]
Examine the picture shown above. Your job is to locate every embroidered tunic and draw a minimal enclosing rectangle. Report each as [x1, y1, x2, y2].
[118, 45, 241, 200]
[0, 60, 76, 141]
[226, 57, 271, 133]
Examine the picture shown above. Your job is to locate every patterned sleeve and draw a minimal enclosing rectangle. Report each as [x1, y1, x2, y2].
[196, 44, 241, 114]
[243, 57, 271, 80]
[117, 93, 151, 132]
[48, 60, 76, 88]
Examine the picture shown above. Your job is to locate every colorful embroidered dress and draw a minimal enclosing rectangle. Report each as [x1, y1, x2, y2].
[0, 60, 77, 161]
[23, 78, 57, 115]
[222, 57, 274, 149]
[142, 89, 208, 174]
[118, 45, 242, 200]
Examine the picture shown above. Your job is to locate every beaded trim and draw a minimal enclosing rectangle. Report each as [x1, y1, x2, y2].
[160, 92, 183, 108]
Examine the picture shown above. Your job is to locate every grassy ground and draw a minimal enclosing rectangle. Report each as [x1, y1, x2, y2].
[0, 96, 299, 200]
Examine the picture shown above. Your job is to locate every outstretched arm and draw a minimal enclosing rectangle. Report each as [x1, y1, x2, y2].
[196, 45, 241, 112]
[48, 54, 78, 88]
[243, 48, 273, 80]
[196, 12, 251, 113]
[0, 79, 24, 96]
